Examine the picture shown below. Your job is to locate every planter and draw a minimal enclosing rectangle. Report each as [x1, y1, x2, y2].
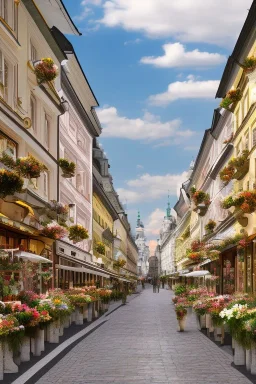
[233, 207, 248, 227]
[197, 204, 208, 217]
[251, 348, 256, 374]
[233, 160, 249, 180]
[206, 314, 211, 328]
[75, 306, 84, 325]
[3, 342, 18, 373]
[34, 329, 44, 356]
[47, 321, 60, 344]
[177, 317, 187, 332]
[63, 316, 71, 329]
[61, 172, 73, 179]
[246, 349, 252, 371]
[0, 343, 3, 381]
[71, 312, 76, 323]
[214, 327, 222, 342]
[200, 315, 206, 329]
[20, 337, 30, 362]
[196, 315, 201, 330]
[59, 324, 64, 337]
[234, 339, 246, 366]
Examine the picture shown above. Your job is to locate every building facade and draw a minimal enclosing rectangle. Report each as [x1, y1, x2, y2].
[135, 212, 149, 276]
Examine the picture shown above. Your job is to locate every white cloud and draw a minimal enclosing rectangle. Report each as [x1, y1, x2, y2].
[149, 77, 219, 106]
[136, 164, 144, 169]
[98, 107, 194, 142]
[140, 42, 226, 68]
[117, 172, 188, 204]
[98, 0, 252, 46]
[124, 38, 142, 46]
[145, 208, 165, 236]
[148, 240, 157, 256]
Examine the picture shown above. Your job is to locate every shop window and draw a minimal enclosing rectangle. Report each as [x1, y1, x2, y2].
[237, 248, 245, 292]
[223, 255, 235, 294]
[0, 131, 17, 159]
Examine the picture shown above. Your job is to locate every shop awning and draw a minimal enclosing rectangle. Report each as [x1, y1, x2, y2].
[59, 255, 110, 278]
[199, 258, 212, 266]
[119, 277, 131, 283]
[56, 264, 110, 278]
[185, 270, 210, 277]
[15, 251, 52, 263]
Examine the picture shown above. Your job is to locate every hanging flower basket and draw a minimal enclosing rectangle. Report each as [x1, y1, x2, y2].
[0, 169, 24, 198]
[95, 242, 105, 255]
[243, 56, 256, 73]
[205, 219, 216, 233]
[113, 258, 126, 269]
[219, 150, 249, 184]
[41, 223, 67, 240]
[34, 58, 58, 84]
[68, 225, 89, 243]
[190, 187, 210, 215]
[220, 88, 242, 111]
[223, 133, 234, 145]
[58, 159, 76, 178]
[47, 200, 69, 221]
[16, 155, 48, 179]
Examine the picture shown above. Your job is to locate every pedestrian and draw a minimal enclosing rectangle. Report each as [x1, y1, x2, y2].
[153, 278, 156, 293]
[157, 279, 160, 293]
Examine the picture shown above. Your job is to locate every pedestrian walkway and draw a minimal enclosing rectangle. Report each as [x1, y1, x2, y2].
[34, 286, 251, 384]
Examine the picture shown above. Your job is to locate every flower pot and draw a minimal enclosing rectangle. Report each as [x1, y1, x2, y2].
[63, 316, 71, 328]
[234, 339, 246, 366]
[233, 160, 249, 180]
[47, 321, 59, 344]
[61, 172, 73, 179]
[251, 348, 256, 374]
[246, 349, 252, 371]
[3, 342, 18, 373]
[20, 337, 30, 362]
[59, 324, 64, 337]
[200, 315, 206, 329]
[71, 311, 76, 323]
[83, 305, 88, 320]
[0, 343, 3, 381]
[206, 314, 211, 328]
[214, 327, 222, 342]
[35, 329, 45, 355]
[75, 306, 84, 325]
[196, 315, 201, 330]
[178, 317, 186, 332]
[233, 208, 248, 227]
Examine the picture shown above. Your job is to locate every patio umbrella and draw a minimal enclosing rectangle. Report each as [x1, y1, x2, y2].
[185, 270, 210, 277]
[14, 251, 52, 263]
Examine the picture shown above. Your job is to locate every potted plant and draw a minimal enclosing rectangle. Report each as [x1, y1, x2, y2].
[68, 224, 89, 243]
[41, 223, 67, 240]
[47, 200, 69, 221]
[58, 159, 76, 178]
[34, 58, 58, 84]
[205, 219, 216, 234]
[175, 304, 187, 332]
[0, 152, 16, 169]
[223, 133, 234, 145]
[219, 165, 235, 184]
[95, 241, 105, 255]
[220, 88, 242, 111]
[190, 187, 210, 216]
[229, 150, 249, 180]
[16, 155, 47, 179]
[0, 169, 24, 198]
[243, 56, 256, 73]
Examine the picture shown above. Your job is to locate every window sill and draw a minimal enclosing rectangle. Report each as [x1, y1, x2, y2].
[0, 18, 20, 47]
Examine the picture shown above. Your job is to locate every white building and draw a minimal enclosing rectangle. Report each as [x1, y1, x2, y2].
[135, 212, 149, 276]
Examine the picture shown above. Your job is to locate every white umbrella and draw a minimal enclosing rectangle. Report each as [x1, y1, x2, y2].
[185, 270, 210, 277]
[15, 251, 52, 263]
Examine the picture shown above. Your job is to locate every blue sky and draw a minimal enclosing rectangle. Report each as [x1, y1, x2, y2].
[63, 0, 252, 251]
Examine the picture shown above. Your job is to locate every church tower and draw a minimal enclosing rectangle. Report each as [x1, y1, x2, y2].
[135, 211, 149, 276]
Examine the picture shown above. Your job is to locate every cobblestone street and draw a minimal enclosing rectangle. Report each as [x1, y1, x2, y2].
[32, 287, 251, 384]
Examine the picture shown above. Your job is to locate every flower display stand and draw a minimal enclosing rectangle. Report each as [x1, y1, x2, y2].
[196, 315, 201, 330]
[88, 303, 93, 322]
[59, 324, 64, 336]
[0, 343, 3, 381]
[75, 307, 84, 325]
[200, 315, 206, 329]
[63, 316, 71, 329]
[31, 338, 35, 355]
[246, 349, 252, 371]
[34, 329, 45, 356]
[233, 339, 246, 366]
[3, 343, 18, 373]
[214, 327, 222, 342]
[206, 314, 211, 328]
[47, 321, 60, 344]
[71, 312, 76, 323]
[20, 337, 30, 362]
[251, 349, 256, 374]
[83, 305, 88, 320]
[178, 317, 186, 332]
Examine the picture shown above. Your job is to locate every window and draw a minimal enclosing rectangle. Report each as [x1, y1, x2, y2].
[0, 132, 16, 159]
[30, 94, 36, 133]
[76, 173, 83, 194]
[44, 114, 50, 150]
[0, 50, 9, 103]
[245, 131, 249, 150]
[252, 128, 256, 148]
[30, 42, 37, 62]
[43, 171, 48, 197]
[244, 92, 249, 117]
[0, 0, 8, 22]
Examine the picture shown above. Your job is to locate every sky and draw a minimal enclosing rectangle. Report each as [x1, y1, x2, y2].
[63, 0, 253, 254]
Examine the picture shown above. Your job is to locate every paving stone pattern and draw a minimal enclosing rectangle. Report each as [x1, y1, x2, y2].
[35, 286, 251, 384]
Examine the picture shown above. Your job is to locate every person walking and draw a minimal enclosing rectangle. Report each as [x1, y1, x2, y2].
[152, 278, 156, 293]
[157, 279, 160, 293]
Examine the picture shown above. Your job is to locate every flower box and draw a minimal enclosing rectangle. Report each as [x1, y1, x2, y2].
[3, 342, 18, 373]
[58, 159, 76, 178]
[233, 339, 246, 366]
[232, 159, 249, 180]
